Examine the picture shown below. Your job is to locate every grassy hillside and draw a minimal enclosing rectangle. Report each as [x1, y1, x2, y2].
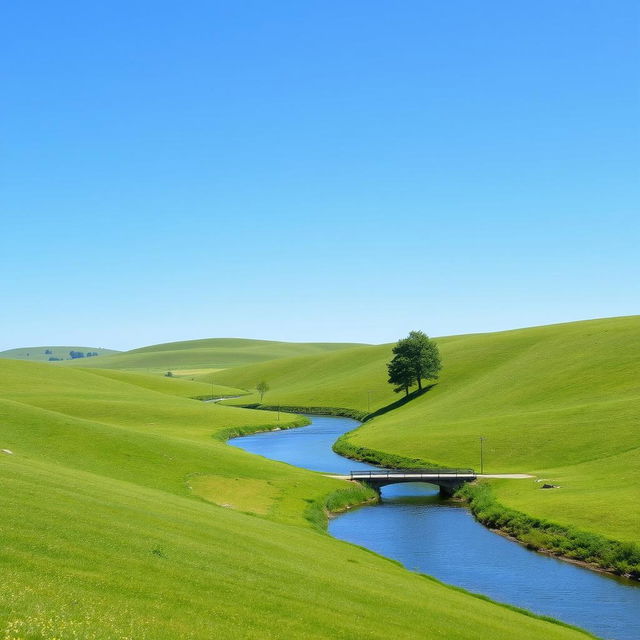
[218, 317, 640, 545]
[60, 337, 366, 374]
[211, 343, 398, 411]
[0, 346, 119, 362]
[0, 359, 588, 639]
[79, 367, 247, 399]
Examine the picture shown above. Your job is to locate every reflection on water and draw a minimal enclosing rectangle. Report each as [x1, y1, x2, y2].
[230, 415, 640, 640]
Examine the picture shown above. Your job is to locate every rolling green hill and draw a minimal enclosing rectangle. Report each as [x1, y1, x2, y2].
[78, 367, 247, 399]
[217, 317, 640, 545]
[60, 337, 367, 374]
[208, 343, 398, 410]
[0, 359, 589, 639]
[0, 346, 119, 362]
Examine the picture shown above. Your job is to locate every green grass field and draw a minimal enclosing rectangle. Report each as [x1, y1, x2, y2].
[78, 367, 247, 399]
[0, 359, 589, 639]
[216, 317, 640, 545]
[0, 346, 119, 363]
[58, 337, 367, 375]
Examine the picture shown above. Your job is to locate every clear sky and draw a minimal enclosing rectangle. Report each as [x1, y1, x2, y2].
[1, 1, 638, 351]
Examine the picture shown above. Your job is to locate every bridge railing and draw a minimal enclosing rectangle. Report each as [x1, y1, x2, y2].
[350, 468, 475, 480]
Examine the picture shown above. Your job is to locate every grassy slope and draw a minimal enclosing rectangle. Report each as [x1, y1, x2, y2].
[0, 360, 587, 639]
[0, 346, 118, 362]
[217, 317, 640, 544]
[78, 367, 247, 399]
[211, 343, 399, 410]
[59, 338, 366, 374]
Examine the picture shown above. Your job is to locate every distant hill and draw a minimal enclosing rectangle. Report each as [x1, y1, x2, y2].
[0, 346, 119, 363]
[60, 338, 368, 373]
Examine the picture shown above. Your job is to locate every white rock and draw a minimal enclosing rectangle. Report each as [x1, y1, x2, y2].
[1, 449, 13, 455]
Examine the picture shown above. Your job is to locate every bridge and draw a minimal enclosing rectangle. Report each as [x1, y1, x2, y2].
[349, 468, 477, 497]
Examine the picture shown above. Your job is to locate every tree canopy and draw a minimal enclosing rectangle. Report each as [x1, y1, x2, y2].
[387, 330, 441, 396]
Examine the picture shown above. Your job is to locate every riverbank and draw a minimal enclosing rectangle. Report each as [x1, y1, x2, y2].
[332, 426, 640, 581]
[230, 402, 370, 422]
[213, 409, 381, 528]
[459, 483, 640, 581]
[306, 483, 379, 530]
[213, 413, 310, 440]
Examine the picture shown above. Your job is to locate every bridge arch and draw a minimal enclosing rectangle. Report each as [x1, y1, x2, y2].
[350, 469, 476, 497]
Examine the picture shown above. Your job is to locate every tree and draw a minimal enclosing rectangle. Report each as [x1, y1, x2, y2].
[256, 381, 269, 402]
[387, 330, 441, 395]
[387, 355, 414, 396]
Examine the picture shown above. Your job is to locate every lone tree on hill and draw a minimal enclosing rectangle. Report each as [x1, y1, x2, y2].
[387, 355, 415, 396]
[256, 381, 269, 402]
[387, 330, 441, 396]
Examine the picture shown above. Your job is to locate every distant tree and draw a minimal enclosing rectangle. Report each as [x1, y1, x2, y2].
[165, 371, 174, 377]
[69, 351, 85, 359]
[86, 352, 99, 357]
[256, 381, 269, 402]
[44, 349, 52, 355]
[387, 330, 441, 395]
[48, 357, 62, 361]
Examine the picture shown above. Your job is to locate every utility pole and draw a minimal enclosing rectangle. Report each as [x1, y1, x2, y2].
[277, 404, 280, 422]
[479, 436, 485, 474]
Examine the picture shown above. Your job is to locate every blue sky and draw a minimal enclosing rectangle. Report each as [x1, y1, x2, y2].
[1, 1, 638, 350]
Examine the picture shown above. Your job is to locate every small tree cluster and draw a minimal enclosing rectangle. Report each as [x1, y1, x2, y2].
[387, 330, 441, 396]
[68, 350, 99, 359]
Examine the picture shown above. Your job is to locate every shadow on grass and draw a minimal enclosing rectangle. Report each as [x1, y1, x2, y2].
[364, 384, 437, 422]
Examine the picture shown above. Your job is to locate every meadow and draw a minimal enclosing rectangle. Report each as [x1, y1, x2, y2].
[0, 358, 591, 639]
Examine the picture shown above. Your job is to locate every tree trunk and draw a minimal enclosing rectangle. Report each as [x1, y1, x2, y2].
[417, 377, 422, 390]
[404, 387, 409, 397]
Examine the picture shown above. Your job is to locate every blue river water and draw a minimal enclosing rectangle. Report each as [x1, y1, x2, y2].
[229, 415, 640, 640]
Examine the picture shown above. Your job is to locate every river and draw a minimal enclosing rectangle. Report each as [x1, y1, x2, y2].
[228, 414, 640, 640]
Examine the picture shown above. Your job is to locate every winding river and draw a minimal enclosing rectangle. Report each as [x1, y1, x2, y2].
[229, 414, 640, 640]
